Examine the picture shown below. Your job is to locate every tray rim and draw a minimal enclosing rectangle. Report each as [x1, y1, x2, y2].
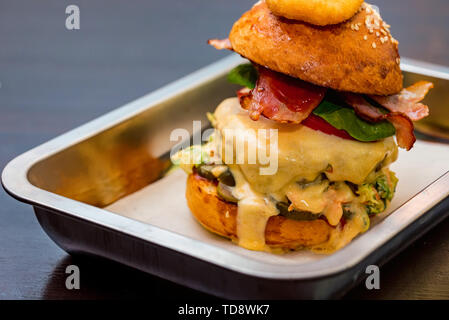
[2, 54, 449, 280]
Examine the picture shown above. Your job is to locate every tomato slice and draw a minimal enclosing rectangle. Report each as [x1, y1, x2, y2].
[302, 114, 355, 141]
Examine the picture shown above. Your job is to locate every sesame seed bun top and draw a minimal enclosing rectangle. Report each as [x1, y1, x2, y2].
[229, 2, 403, 95]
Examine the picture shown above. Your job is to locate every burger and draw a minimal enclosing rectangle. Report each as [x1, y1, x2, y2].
[172, 1, 433, 253]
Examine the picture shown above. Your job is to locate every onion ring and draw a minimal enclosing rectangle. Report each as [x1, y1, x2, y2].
[266, 0, 365, 26]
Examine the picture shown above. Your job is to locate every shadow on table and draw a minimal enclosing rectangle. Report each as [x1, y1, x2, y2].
[42, 254, 217, 300]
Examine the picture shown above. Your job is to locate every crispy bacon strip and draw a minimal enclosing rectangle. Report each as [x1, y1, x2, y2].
[387, 113, 416, 151]
[240, 67, 326, 123]
[370, 81, 433, 121]
[343, 93, 385, 122]
[344, 93, 416, 150]
[207, 38, 233, 50]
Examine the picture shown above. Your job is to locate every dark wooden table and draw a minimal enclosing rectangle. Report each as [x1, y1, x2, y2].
[1, 0, 448, 300]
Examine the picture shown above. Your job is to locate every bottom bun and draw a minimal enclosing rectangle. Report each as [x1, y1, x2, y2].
[186, 173, 333, 249]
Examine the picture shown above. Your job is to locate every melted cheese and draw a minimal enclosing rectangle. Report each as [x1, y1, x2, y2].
[285, 180, 354, 226]
[209, 98, 398, 253]
[311, 203, 370, 254]
[214, 98, 398, 193]
[285, 179, 330, 213]
[228, 165, 278, 251]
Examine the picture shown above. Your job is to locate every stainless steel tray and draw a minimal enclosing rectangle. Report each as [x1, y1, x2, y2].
[3, 54, 449, 299]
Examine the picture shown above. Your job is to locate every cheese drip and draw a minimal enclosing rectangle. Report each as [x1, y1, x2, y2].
[285, 180, 354, 226]
[228, 165, 278, 251]
[311, 203, 370, 253]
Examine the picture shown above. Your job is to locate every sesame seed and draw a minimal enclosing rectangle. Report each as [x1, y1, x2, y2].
[372, 42, 377, 48]
[364, 35, 368, 40]
[369, 29, 374, 33]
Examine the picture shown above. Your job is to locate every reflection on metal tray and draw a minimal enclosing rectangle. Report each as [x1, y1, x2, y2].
[2, 54, 449, 299]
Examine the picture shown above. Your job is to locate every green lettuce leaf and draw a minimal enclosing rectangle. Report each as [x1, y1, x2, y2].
[227, 63, 258, 89]
[313, 100, 396, 142]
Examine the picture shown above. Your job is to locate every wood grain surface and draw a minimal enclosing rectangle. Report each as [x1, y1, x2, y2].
[0, 0, 448, 300]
